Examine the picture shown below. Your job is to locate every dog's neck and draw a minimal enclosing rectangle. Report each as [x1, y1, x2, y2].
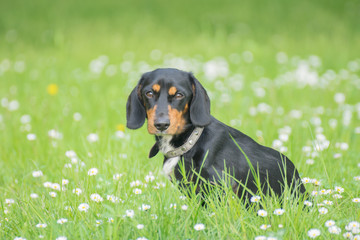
[148, 126, 198, 158]
[158, 125, 196, 149]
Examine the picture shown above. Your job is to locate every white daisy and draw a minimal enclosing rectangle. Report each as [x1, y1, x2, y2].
[32, 170, 43, 178]
[311, 191, 318, 196]
[73, 112, 82, 121]
[95, 220, 102, 227]
[250, 195, 261, 203]
[125, 209, 134, 218]
[57, 218, 68, 224]
[307, 229, 321, 238]
[318, 207, 328, 214]
[194, 223, 205, 231]
[260, 224, 271, 230]
[5, 199, 15, 205]
[106, 195, 118, 203]
[333, 194, 343, 199]
[90, 193, 103, 202]
[64, 163, 72, 168]
[257, 209, 267, 217]
[273, 208, 285, 216]
[27, 133, 36, 141]
[49, 192, 57, 198]
[133, 188, 142, 195]
[306, 159, 315, 165]
[65, 150, 77, 158]
[302, 177, 311, 184]
[343, 232, 353, 239]
[334, 186, 344, 193]
[88, 168, 98, 176]
[64, 206, 72, 212]
[140, 204, 151, 211]
[346, 221, 360, 231]
[334, 92, 345, 104]
[62, 179, 69, 185]
[72, 188, 82, 196]
[35, 223, 47, 228]
[325, 220, 335, 227]
[51, 183, 61, 191]
[130, 180, 142, 187]
[78, 203, 90, 212]
[145, 174, 155, 182]
[328, 226, 341, 234]
[87, 133, 99, 143]
[30, 193, 39, 199]
[113, 173, 123, 180]
[20, 115, 31, 124]
[56, 236, 67, 240]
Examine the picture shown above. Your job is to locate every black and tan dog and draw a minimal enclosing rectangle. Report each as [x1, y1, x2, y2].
[126, 68, 306, 200]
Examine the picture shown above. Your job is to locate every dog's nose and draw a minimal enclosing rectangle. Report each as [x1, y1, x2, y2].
[154, 119, 170, 131]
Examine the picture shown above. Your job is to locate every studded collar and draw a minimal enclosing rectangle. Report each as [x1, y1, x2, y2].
[163, 127, 204, 158]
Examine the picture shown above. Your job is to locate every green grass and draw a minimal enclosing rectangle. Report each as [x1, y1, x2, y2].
[0, 0, 360, 239]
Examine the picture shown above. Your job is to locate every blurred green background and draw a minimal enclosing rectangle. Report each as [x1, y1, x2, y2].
[1, 0, 359, 152]
[1, 0, 359, 169]
[1, 0, 360, 65]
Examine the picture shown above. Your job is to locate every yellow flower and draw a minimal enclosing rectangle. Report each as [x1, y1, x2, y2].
[116, 124, 125, 132]
[47, 84, 59, 95]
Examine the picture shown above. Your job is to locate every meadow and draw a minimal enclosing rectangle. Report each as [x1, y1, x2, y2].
[0, 0, 360, 239]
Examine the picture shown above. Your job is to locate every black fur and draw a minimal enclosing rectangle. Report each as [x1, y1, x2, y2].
[189, 74, 211, 127]
[126, 85, 146, 129]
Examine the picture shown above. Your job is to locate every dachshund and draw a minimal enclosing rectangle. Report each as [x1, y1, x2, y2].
[126, 68, 306, 201]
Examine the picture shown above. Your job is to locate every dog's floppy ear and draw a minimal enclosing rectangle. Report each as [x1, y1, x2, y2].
[189, 73, 211, 127]
[126, 82, 146, 129]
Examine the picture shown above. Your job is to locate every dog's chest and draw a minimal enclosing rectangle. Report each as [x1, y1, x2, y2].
[159, 136, 180, 179]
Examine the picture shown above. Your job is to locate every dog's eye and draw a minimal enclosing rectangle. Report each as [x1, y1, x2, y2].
[175, 92, 184, 99]
[145, 91, 154, 98]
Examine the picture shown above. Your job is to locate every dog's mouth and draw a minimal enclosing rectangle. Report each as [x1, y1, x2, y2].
[154, 131, 172, 136]
[149, 122, 193, 136]
[147, 127, 173, 136]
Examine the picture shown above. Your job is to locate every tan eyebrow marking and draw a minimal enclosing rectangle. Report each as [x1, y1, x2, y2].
[152, 84, 161, 92]
[168, 86, 177, 95]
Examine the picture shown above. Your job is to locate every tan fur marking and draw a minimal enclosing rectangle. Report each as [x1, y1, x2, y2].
[168, 86, 177, 95]
[167, 105, 186, 135]
[184, 103, 189, 113]
[146, 105, 157, 134]
[152, 84, 161, 92]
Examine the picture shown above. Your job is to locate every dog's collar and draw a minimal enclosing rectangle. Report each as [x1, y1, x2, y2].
[149, 127, 204, 159]
[164, 127, 204, 158]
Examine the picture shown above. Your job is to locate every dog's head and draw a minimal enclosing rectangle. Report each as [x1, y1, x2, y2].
[126, 68, 211, 135]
